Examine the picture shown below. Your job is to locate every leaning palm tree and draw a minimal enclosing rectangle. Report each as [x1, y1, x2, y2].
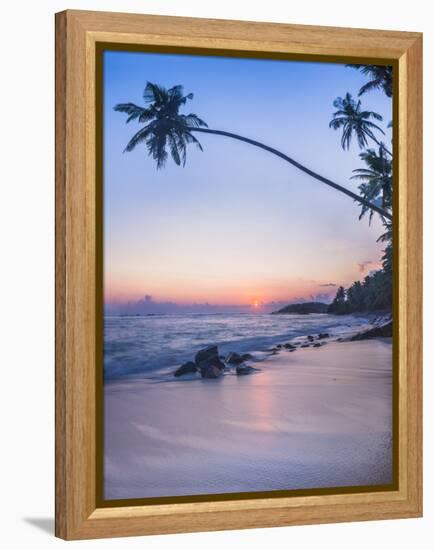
[114, 82, 392, 221]
[351, 146, 392, 224]
[329, 93, 392, 156]
[346, 64, 393, 98]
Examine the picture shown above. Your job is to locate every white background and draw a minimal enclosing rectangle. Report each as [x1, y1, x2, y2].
[0, 0, 430, 548]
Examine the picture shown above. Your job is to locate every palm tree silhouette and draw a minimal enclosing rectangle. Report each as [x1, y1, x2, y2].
[114, 83, 207, 169]
[114, 82, 392, 221]
[351, 146, 392, 224]
[346, 64, 393, 98]
[329, 93, 392, 156]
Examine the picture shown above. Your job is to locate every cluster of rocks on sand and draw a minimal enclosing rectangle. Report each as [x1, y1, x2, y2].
[173, 317, 392, 380]
[173, 333, 331, 379]
[269, 333, 331, 353]
[174, 345, 259, 379]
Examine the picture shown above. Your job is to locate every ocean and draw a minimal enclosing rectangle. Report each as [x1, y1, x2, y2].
[103, 312, 373, 380]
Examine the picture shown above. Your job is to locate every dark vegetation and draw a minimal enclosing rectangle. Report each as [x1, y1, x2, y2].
[272, 302, 329, 315]
[327, 64, 393, 315]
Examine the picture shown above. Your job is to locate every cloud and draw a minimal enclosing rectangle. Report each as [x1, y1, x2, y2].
[319, 283, 337, 287]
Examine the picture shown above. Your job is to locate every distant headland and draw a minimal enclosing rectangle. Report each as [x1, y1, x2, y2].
[272, 302, 329, 315]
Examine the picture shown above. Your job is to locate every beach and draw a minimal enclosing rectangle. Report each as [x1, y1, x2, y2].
[104, 337, 393, 499]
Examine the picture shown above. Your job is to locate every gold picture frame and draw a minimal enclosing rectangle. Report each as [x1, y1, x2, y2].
[55, 9, 422, 540]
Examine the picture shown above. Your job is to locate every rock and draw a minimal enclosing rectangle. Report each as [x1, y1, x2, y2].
[241, 353, 254, 361]
[174, 361, 198, 377]
[351, 321, 392, 340]
[318, 333, 330, 339]
[313, 343, 321, 348]
[307, 335, 314, 341]
[283, 343, 295, 349]
[276, 344, 282, 349]
[226, 352, 246, 365]
[195, 345, 225, 378]
[195, 345, 218, 364]
[288, 349, 295, 352]
[236, 365, 255, 375]
[201, 364, 224, 378]
[301, 344, 310, 348]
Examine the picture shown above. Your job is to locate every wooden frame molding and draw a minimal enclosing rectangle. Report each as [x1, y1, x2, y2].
[55, 9, 422, 540]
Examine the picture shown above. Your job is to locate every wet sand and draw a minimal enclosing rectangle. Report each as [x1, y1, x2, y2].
[104, 339, 393, 499]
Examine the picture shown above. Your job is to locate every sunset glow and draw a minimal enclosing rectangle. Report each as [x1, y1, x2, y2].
[103, 51, 391, 312]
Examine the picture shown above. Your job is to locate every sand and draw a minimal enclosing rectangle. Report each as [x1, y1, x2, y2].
[104, 339, 393, 500]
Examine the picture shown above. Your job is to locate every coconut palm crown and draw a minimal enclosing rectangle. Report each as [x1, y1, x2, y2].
[351, 145, 392, 224]
[329, 92, 388, 153]
[346, 64, 393, 98]
[114, 82, 208, 169]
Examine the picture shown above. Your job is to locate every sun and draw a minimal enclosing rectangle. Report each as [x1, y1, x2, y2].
[252, 299, 261, 308]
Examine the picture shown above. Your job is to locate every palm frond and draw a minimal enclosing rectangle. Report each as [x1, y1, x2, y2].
[113, 103, 153, 124]
[168, 134, 181, 165]
[362, 110, 384, 122]
[123, 125, 153, 152]
[345, 64, 393, 97]
[143, 82, 166, 106]
[182, 113, 208, 128]
[183, 131, 204, 151]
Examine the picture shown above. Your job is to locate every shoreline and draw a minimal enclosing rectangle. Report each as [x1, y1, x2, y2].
[170, 312, 392, 380]
[104, 312, 391, 382]
[104, 338, 393, 499]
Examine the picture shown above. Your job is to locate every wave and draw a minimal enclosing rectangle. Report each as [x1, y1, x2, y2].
[103, 313, 372, 380]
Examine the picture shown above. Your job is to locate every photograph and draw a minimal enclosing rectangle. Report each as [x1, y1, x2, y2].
[102, 49, 394, 501]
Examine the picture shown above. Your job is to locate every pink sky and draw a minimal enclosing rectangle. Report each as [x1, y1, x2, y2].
[103, 52, 391, 309]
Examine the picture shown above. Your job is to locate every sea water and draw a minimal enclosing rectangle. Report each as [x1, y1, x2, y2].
[104, 313, 372, 380]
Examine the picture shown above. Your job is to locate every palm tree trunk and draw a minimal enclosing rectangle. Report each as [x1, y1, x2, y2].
[190, 127, 392, 221]
[370, 135, 393, 157]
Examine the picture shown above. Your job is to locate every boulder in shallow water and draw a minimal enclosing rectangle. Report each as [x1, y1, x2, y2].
[195, 345, 218, 364]
[318, 333, 330, 339]
[351, 321, 392, 340]
[226, 352, 245, 365]
[174, 361, 198, 377]
[236, 365, 256, 375]
[201, 364, 224, 378]
[195, 345, 225, 378]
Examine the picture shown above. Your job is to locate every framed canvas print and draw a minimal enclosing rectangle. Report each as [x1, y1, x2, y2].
[55, 10, 422, 540]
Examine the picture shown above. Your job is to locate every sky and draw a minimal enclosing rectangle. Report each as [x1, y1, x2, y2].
[103, 50, 393, 312]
